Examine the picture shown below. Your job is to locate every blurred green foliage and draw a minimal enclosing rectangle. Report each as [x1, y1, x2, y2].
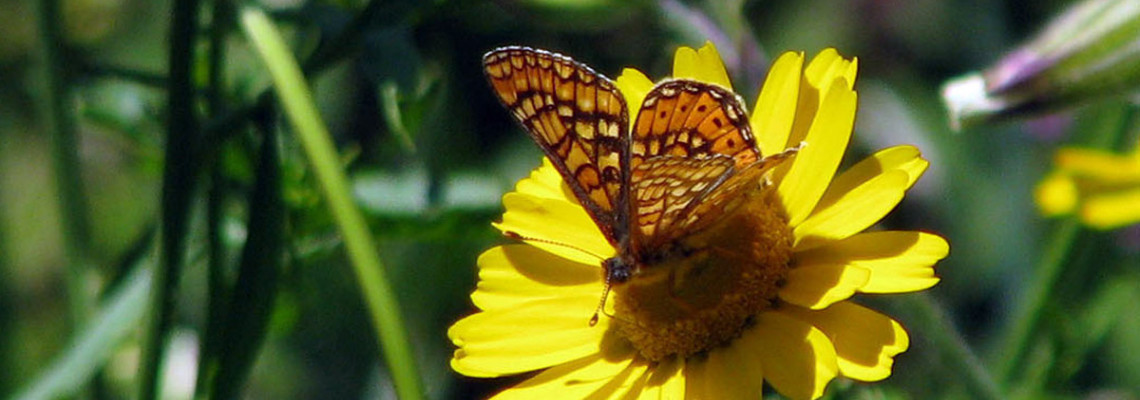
[1, 0, 1138, 399]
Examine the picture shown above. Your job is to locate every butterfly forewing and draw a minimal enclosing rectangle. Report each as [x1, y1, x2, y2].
[483, 47, 631, 244]
[631, 80, 761, 169]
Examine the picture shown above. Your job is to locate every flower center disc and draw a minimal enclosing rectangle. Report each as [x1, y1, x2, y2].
[612, 190, 793, 361]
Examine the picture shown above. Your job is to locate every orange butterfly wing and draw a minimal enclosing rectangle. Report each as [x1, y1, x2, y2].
[483, 47, 631, 244]
[627, 80, 795, 255]
[483, 48, 798, 277]
[631, 80, 760, 170]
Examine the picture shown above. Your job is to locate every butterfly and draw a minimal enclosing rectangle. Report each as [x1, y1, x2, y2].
[482, 46, 799, 324]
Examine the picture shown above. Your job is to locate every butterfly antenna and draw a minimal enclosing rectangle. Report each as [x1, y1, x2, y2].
[503, 230, 622, 327]
[502, 230, 607, 261]
[589, 278, 614, 326]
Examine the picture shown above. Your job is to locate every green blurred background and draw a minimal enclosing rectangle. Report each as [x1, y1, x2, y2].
[2, 0, 1138, 398]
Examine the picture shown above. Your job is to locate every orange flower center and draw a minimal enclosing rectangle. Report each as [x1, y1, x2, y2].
[612, 187, 792, 361]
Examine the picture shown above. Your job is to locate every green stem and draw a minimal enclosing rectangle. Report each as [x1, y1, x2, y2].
[995, 218, 1081, 382]
[910, 293, 1005, 400]
[194, 0, 234, 396]
[209, 107, 284, 400]
[14, 263, 154, 400]
[37, 0, 94, 332]
[138, 0, 202, 397]
[995, 105, 1135, 384]
[239, 7, 424, 400]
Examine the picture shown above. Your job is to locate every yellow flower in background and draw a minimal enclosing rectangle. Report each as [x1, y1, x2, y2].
[453, 42, 948, 399]
[1036, 141, 1140, 229]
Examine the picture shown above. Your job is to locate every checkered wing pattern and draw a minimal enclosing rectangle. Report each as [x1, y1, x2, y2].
[629, 155, 734, 248]
[630, 80, 761, 169]
[483, 47, 631, 243]
[628, 80, 796, 253]
[630, 150, 798, 253]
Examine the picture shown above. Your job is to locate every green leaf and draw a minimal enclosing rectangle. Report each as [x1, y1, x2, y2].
[14, 263, 152, 400]
[209, 112, 286, 399]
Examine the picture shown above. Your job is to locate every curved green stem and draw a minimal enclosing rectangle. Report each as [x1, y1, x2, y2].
[995, 218, 1081, 382]
[910, 293, 1005, 400]
[37, 0, 94, 333]
[995, 104, 1135, 385]
[195, 0, 235, 396]
[239, 7, 424, 400]
[138, 0, 202, 397]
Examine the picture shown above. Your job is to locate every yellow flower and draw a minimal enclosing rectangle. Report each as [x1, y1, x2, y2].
[451, 42, 948, 399]
[1036, 141, 1140, 229]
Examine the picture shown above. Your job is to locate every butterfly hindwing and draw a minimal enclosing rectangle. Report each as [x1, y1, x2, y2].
[631, 80, 761, 169]
[630, 155, 735, 248]
[627, 79, 771, 254]
[483, 47, 631, 244]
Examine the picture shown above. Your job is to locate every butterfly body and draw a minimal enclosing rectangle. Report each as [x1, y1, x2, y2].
[483, 47, 798, 321]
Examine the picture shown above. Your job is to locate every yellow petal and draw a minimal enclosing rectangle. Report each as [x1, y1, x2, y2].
[777, 79, 857, 226]
[793, 170, 909, 251]
[774, 50, 856, 160]
[804, 49, 858, 98]
[471, 245, 600, 311]
[1080, 187, 1140, 229]
[514, 158, 572, 200]
[783, 302, 909, 382]
[681, 356, 709, 399]
[685, 336, 764, 399]
[636, 357, 685, 399]
[796, 231, 946, 293]
[779, 73, 820, 154]
[753, 51, 805, 157]
[449, 294, 611, 377]
[1035, 171, 1078, 217]
[1055, 147, 1140, 183]
[616, 68, 655, 125]
[752, 311, 839, 400]
[842, 58, 858, 88]
[672, 41, 733, 90]
[616, 368, 652, 400]
[804, 49, 839, 86]
[779, 260, 871, 309]
[818, 145, 928, 205]
[493, 191, 615, 265]
[489, 348, 642, 399]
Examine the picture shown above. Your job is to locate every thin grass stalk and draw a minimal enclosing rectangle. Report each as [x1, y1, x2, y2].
[37, 0, 94, 333]
[138, 0, 202, 397]
[909, 293, 1005, 400]
[239, 7, 424, 400]
[209, 107, 284, 400]
[194, 0, 236, 396]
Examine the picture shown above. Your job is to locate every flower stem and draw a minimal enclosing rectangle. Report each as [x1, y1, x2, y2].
[995, 218, 1081, 382]
[239, 7, 425, 400]
[138, 0, 202, 397]
[37, 0, 94, 332]
[195, 0, 235, 395]
[995, 104, 1135, 384]
[908, 293, 1005, 400]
